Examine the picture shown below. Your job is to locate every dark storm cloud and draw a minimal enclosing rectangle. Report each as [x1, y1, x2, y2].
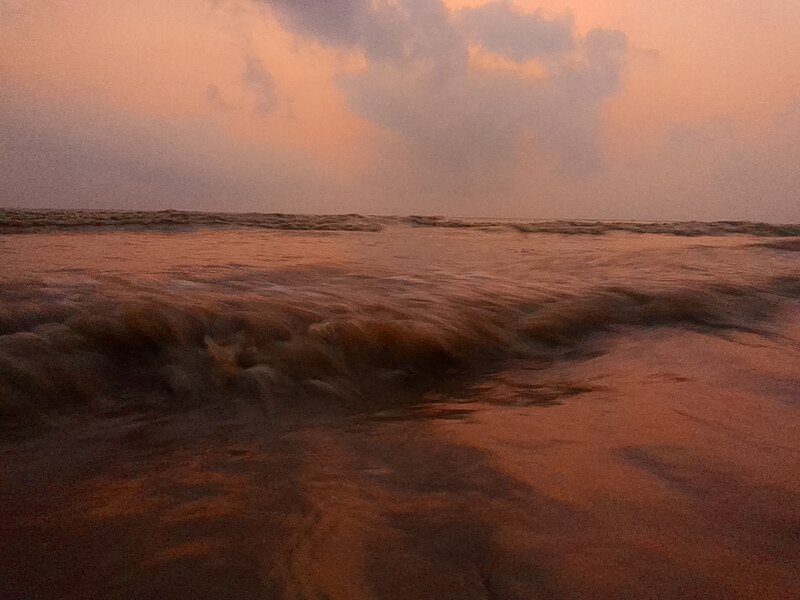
[263, 0, 628, 175]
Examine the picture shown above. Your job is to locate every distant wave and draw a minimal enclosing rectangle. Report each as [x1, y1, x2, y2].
[2, 275, 798, 427]
[0, 209, 385, 233]
[2, 209, 800, 237]
[403, 215, 800, 236]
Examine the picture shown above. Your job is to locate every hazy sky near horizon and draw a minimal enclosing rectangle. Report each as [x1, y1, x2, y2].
[1, 0, 799, 220]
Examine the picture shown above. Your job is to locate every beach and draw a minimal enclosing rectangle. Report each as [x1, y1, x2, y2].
[1, 212, 799, 598]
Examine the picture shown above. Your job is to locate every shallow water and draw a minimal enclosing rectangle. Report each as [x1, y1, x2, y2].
[1, 217, 799, 598]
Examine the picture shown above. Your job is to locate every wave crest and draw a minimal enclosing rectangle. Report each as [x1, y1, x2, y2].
[3, 209, 800, 237]
[1, 277, 797, 427]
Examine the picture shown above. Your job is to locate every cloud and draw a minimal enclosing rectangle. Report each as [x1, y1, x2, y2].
[266, 0, 371, 48]
[206, 84, 237, 111]
[264, 0, 628, 180]
[266, 1, 464, 66]
[581, 28, 629, 95]
[242, 54, 277, 115]
[457, 1, 575, 61]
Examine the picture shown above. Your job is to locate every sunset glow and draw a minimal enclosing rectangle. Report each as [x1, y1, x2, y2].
[3, 0, 799, 219]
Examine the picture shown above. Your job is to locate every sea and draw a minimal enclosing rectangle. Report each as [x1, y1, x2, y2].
[1, 209, 799, 599]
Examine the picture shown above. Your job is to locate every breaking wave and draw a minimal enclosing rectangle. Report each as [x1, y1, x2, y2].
[3, 209, 800, 237]
[2, 275, 798, 427]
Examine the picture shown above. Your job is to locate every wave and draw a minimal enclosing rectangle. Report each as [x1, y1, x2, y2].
[2, 276, 798, 427]
[0, 209, 385, 233]
[403, 215, 800, 237]
[3, 209, 800, 237]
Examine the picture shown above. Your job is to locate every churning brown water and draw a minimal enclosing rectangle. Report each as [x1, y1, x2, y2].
[1, 211, 799, 599]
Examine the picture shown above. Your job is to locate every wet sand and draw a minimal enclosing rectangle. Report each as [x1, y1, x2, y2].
[1, 219, 799, 598]
[2, 317, 798, 599]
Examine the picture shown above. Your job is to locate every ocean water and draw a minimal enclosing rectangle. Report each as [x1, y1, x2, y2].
[1, 210, 799, 599]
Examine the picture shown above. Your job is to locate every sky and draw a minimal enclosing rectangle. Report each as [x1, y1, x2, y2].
[1, 0, 799, 220]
